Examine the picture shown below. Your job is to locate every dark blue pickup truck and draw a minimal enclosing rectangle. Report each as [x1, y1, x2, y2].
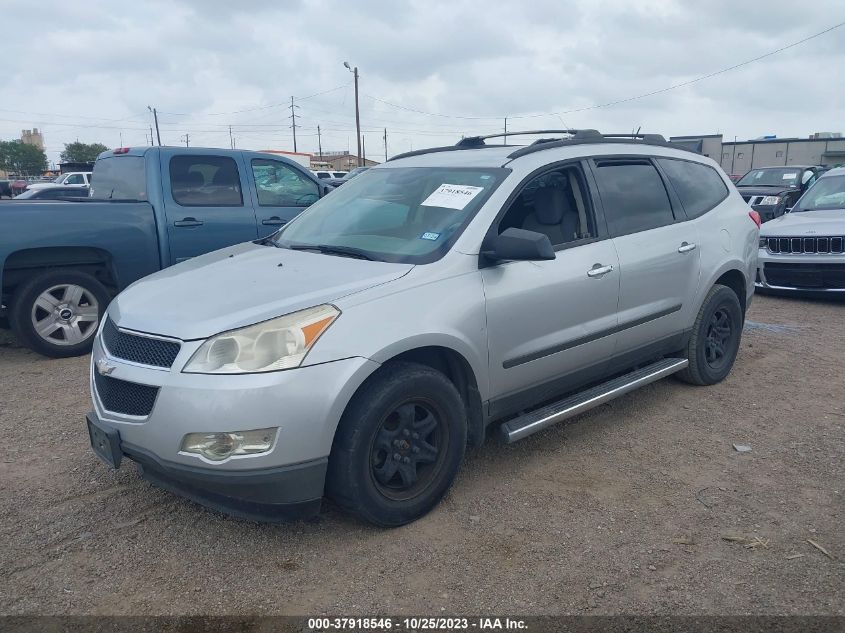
[0, 146, 330, 357]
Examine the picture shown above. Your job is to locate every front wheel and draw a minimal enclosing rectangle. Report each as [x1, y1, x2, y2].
[676, 284, 743, 386]
[327, 361, 467, 527]
[10, 270, 110, 358]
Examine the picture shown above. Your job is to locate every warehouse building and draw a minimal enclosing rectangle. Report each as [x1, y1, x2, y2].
[669, 133, 845, 178]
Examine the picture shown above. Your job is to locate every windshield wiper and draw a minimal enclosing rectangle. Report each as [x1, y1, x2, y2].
[288, 243, 378, 261]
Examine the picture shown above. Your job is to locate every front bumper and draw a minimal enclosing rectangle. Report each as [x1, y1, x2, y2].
[88, 411, 325, 521]
[756, 248, 845, 293]
[87, 327, 380, 521]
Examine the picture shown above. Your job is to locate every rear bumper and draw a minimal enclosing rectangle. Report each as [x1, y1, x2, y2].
[88, 412, 326, 522]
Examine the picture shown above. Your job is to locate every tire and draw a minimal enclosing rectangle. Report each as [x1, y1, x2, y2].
[327, 361, 467, 527]
[676, 284, 743, 386]
[9, 269, 110, 358]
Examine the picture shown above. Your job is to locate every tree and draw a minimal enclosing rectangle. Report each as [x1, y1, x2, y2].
[60, 141, 109, 164]
[0, 140, 48, 176]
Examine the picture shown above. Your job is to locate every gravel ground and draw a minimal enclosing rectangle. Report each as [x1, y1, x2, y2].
[0, 294, 842, 616]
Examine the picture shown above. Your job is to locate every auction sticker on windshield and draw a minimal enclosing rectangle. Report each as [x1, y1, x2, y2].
[783, 173, 798, 179]
[422, 184, 484, 210]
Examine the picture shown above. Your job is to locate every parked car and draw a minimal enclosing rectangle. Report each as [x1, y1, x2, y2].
[85, 129, 758, 526]
[325, 166, 370, 187]
[735, 165, 822, 223]
[312, 170, 347, 180]
[26, 171, 92, 191]
[10, 179, 29, 196]
[0, 146, 330, 357]
[757, 166, 845, 293]
[14, 186, 90, 200]
[0, 180, 12, 198]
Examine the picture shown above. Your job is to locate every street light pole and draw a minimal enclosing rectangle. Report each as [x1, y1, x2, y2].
[345, 62, 362, 167]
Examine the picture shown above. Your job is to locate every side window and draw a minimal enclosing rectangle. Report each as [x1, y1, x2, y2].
[657, 158, 729, 220]
[169, 155, 243, 207]
[65, 174, 84, 185]
[593, 161, 674, 237]
[498, 164, 596, 247]
[251, 159, 319, 207]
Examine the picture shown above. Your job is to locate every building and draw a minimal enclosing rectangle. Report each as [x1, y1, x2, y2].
[21, 128, 45, 150]
[669, 133, 845, 178]
[310, 150, 379, 171]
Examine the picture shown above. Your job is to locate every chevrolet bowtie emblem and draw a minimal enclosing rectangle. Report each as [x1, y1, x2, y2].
[96, 358, 116, 376]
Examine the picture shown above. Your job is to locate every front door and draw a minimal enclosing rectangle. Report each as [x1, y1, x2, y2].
[162, 151, 259, 264]
[247, 158, 321, 237]
[482, 162, 620, 415]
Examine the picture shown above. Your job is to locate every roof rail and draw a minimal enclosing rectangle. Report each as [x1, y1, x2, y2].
[389, 129, 683, 162]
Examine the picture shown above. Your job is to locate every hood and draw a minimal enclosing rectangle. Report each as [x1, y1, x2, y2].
[760, 209, 845, 237]
[109, 242, 413, 340]
[735, 184, 797, 196]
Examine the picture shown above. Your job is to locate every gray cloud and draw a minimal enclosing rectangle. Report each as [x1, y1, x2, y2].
[1, 0, 843, 164]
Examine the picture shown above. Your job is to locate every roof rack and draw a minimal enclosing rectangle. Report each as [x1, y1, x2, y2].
[388, 129, 681, 162]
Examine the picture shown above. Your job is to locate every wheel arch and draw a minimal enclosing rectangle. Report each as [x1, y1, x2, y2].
[339, 337, 488, 450]
[2, 246, 119, 302]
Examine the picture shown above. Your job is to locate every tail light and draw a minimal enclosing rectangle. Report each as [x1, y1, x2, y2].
[113, 147, 130, 155]
[748, 210, 762, 228]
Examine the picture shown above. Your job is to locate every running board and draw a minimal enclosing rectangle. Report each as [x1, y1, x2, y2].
[500, 357, 688, 443]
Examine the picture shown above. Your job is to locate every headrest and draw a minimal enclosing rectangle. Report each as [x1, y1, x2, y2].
[533, 187, 569, 225]
[177, 171, 204, 188]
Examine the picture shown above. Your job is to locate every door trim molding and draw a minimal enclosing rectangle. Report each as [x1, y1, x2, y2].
[502, 303, 682, 369]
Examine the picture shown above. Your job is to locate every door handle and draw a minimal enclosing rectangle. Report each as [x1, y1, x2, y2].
[587, 264, 614, 278]
[678, 242, 697, 253]
[174, 217, 203, 227]
[261, 217, 287, 226]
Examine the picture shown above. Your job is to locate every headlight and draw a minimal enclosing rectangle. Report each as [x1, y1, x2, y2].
[181, 428, 277, 461]
[759, 237, 768, 248]
[760, 196, 781, 206]
[183, 304, 339, 374]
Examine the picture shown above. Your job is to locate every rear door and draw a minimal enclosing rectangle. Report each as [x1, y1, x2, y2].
[161, 151, 259, 263]
[590, 157, 701, 359]
[247, 157, 321, 236]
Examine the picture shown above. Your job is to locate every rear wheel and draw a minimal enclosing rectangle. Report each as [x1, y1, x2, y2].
[327, 361, 467, 527]
[10, 270, 109, 358]
[677, 284, 743, 386]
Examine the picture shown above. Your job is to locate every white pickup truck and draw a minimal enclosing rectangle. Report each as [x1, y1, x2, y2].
[27, 172, 92, 191]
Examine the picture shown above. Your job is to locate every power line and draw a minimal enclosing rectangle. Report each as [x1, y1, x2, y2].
[364, 20, 845, 121]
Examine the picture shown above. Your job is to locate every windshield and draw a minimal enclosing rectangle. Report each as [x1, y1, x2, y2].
[737, 168, 801, 187]
[272, 166, 508, 263]
[793, 175, 845, 212]
[89, 156, 148, 201]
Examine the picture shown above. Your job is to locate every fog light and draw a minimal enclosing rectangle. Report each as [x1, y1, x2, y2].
[181, 428, 277, 461]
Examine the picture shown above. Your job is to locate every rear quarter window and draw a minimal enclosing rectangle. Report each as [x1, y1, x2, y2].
[657, 158, 729, 220]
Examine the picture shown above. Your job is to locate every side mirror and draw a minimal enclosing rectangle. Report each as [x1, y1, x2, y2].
[322, 185, 332, 196]
[482, 227, 556, 262]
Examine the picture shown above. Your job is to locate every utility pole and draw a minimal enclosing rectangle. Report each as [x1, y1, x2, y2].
[317, 125, 323, 160]
[148, 106, 161, 146]
[229, 125, 234, 150]
[504, 117, 508, 145]
[344, 62, 362, 166]
[383, 128, 388, 162]
[288, 96, 300, 153]
[181, 133, 189, 147]
[362, 135, 366, 163]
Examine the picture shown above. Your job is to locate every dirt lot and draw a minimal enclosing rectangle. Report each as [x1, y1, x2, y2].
[0, 294, 842, 616]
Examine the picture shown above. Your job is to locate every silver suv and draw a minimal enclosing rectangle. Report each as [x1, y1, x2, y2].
[86, 130, 759, 526]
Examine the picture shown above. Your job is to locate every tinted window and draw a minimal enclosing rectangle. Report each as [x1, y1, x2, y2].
[657, 158, 728, 219]
[251, 159, 319, 207]
[90, 156, 147, 201]
[170, 156, 243, 206]
[594, 161, 674, 236]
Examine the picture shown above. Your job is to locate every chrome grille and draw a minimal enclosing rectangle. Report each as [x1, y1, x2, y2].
[94, 372, 159, 417]
[766, 236, 844, 254]
[101, 318, 181, 368]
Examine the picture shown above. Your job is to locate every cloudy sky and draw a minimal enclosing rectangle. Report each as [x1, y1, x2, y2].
[2, 0, 844, 166]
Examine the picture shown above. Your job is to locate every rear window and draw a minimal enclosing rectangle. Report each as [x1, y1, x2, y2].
[593, 161, 675, 236]
[89, 156, 147, 201]
[657, 158, 729, 219]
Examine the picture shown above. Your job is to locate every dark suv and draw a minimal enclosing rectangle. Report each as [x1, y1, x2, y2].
[735, 165, 823, 222]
